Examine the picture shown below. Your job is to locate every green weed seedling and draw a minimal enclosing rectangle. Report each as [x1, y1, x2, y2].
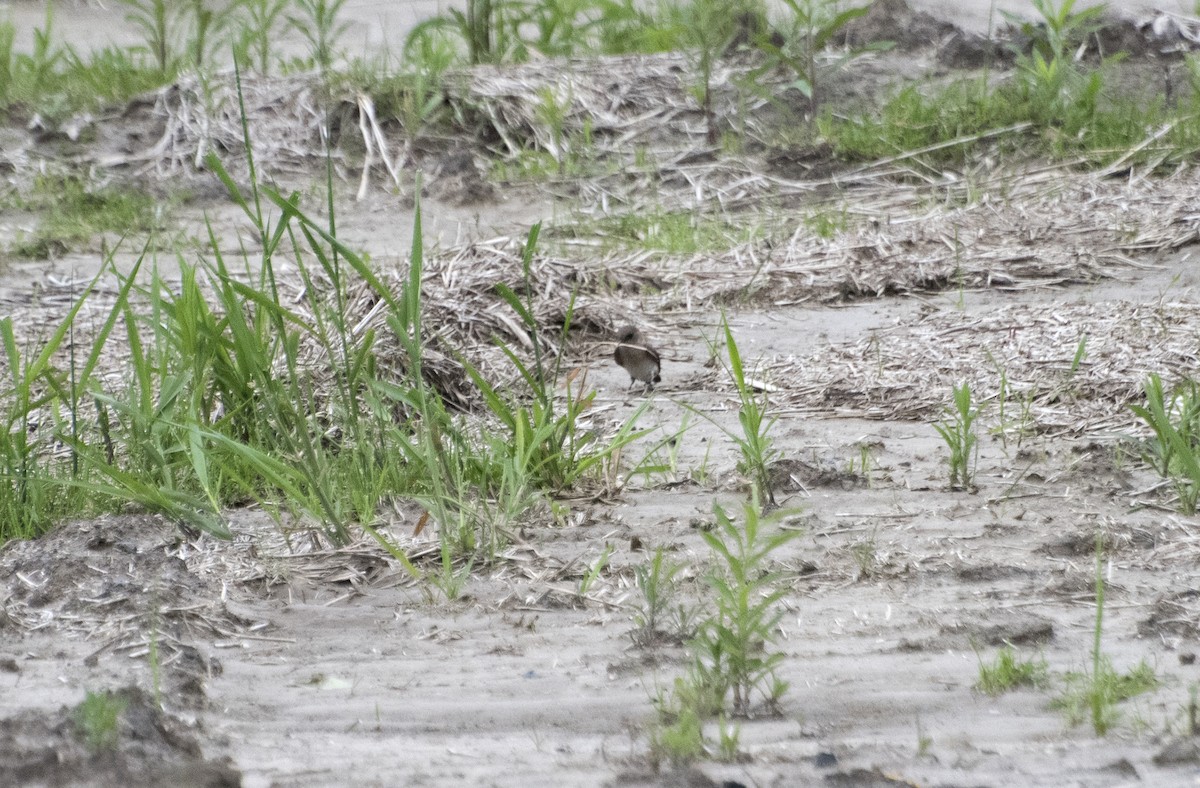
[849, 528, 878, 578]
[915, 715, 933, 756]
[693, 498, 802, 717]
[630, 546, 688, 647]
[577, 544, 613, 597]
[1130, 374, 1200, 513]
[716, 715, 742, 762]
[287, 0, 351, 72]
[427, 546, 474, 602]
[648, 497, 799, 764]
[975, 643, 1049, 695]
[847, 441, 876, 488]
[1053, 533, 1158, 734]
[686, 316, 778, 509]
[1068, 334, 1088, 377]
[1002, 0, 1108, 120]
[1057, 658, 1159, 735]
[648, 699, 706, 769]
[73, 690, 128, 752]
[933, 382, 979, 490]
[753, 0, 880, 116]
[627, 418, 689, 488]
[986, 358, 1036, 452]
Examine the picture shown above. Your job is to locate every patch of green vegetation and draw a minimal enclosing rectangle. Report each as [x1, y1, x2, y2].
[73, 690, 128, 752]
[975, 645, 1049, 695]
[8, 175, 163, 259]
[933, 382, 979, 491]
[341, 46, 452, 137]
[649, 498, 800, 764]
[715, 315, 778, 508]
[0, 78, 649, 564]
[1055, 658, 1159, 734]
[802, 204, 849, 239]
[489, 122, 604, 182]
[868, 81, 1194, 167]
[648, 702, 706, 769]
[490, 149, 567, 181]
[1131, 374, 1200, 514]
[549, 208, 761, 255]
[820, 13, 1200, 173]
[1, 308, 109, 542]
[1050, 532, 1160, 735]
[0, 13, 172, 121]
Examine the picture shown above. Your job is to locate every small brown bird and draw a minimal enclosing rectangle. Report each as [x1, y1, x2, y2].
[613, 326, 661, 393]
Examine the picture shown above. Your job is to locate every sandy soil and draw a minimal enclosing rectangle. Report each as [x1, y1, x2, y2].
[6, 2, 1200, 787]
[1, 0, 1177, 56]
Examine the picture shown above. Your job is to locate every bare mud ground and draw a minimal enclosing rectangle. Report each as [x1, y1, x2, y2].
[7, 2, 1200, 787]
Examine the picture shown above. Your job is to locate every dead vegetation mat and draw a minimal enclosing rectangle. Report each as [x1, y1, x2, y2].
[765, 299, 1200, 433]
[4, 158, 1200, 418]
[3, 15, 1200, 456]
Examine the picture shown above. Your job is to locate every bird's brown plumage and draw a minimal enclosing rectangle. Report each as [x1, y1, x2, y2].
[613, 326, 661, 392]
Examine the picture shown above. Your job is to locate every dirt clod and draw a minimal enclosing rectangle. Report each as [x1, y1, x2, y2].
[0, 687, 241, 788]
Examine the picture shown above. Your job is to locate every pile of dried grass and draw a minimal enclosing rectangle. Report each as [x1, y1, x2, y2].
[581, 164, 1199, 310]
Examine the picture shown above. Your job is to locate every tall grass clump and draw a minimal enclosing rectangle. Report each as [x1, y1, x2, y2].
[2, 62, 650, 571]
[73, 690, 129, 752]
[0, 265, 124, 544]
[9, 174, 163, 259]
[394, 221, 650, 567]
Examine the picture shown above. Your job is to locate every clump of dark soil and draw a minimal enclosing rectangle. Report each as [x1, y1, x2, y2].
[838, 0, 959, 52]
[0, 686, 241, 788]
[0, 514, 253, 648]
